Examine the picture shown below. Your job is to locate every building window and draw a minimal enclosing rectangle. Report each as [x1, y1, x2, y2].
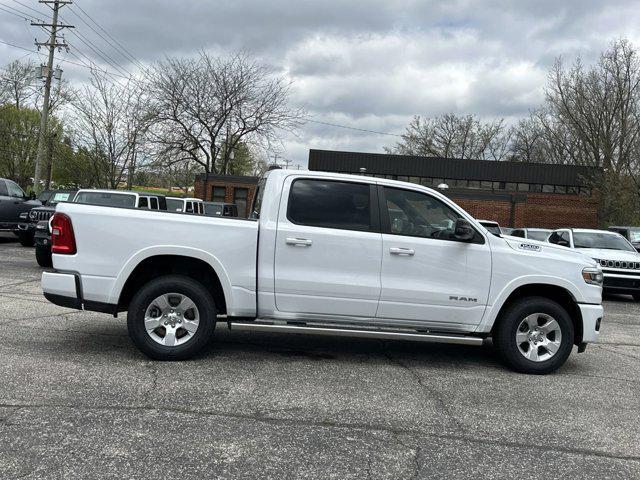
[505, 182, 517, 191]
[397, 176, 409, 182]
[468, 180, 480, 189]
[212, 186, 226, 203]
[480, 181, 492, 190]
[567, 186, 579, 195]
[409, 176, 420, 184]
[542, 184, 554, 193]
[234, 187, 249, 218]
[517, 183, 530, 192]
[530, 184, 542, 192]
[555, 185, 567, 194]
[421, 178, 432, 187]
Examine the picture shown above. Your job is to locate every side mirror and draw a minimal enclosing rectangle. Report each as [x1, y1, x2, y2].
[454, 218, 476, 242]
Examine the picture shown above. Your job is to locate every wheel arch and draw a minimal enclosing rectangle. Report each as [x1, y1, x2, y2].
[488, 283, 583, 345]
[113, 248, 232, 315]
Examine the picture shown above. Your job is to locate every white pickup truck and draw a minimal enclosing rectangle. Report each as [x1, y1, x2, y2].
[42, 169, 604, 374]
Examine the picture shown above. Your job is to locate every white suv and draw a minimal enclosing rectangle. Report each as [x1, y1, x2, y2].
[548, 228, 640, 300]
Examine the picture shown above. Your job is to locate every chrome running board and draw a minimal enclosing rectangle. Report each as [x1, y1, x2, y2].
[228, 321, 484, 346]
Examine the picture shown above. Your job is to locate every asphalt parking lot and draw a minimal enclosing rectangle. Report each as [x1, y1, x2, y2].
[0, 233, 639, 479]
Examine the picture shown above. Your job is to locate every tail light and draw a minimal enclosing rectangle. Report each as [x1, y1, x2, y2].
[51, 213, 76, 255]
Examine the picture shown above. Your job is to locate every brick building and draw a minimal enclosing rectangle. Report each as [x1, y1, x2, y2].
[194, 174, 259, 218]
[194, 150, 601, 227]
[308, 149, 601, 229]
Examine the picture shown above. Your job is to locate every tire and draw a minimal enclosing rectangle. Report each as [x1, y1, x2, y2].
[18, 232, 35, 247]
[127, 275, 217, 361]
[493, 296, 574, 374]
[35, 246, 52, 267]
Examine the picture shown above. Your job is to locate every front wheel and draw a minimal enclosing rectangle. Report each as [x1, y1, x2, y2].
[493, 297, 574, 374]
[127, 275, 217, 360]
[18, 232, 35, 247]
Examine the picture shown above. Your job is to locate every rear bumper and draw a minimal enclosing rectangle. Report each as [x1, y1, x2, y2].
[41, 271, 117, 315]
[578, 303, 603, 343]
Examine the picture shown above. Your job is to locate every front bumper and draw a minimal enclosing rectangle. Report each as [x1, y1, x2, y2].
[603, 272, 640, 294]
[578, 303, 603, 344]
[17, 222, 35, 233]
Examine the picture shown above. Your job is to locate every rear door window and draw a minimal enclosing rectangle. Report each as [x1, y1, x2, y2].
[150, 197, 159, 210]
[287, 179, 373, 232]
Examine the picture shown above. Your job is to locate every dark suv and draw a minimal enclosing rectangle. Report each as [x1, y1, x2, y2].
[16, 190, 76, 247]
[608, 226, 640, 253]
[0, 178, 41, 239]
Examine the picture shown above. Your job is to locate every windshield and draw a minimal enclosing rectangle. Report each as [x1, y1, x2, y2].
[528, 230, 551, 241]
[166, 198, 184, 212]
[573, 232, 636, 252]
[74, 192, 136, 208]
[627, 228, 640, 243]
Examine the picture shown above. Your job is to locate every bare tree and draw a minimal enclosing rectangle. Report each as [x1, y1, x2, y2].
[388, 113, 510, 160]
[146, 51, 304, 175]
[71, 72, 150, 188]
[0, 60, 37, 109]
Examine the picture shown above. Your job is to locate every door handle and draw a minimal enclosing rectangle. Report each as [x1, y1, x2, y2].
[389, 247, 415, 256]
[285, 237, 312, 247]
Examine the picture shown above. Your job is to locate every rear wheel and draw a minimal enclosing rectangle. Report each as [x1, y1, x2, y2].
[35, 246, 52, 267]
[493, 296, 574, 374]
[127, 275, 217, 360]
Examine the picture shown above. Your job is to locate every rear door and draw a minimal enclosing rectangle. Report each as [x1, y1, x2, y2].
[274, 176, 382, 318]
[376, 185, 492, 329]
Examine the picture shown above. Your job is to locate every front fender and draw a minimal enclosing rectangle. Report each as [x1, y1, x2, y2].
[476, 275, 586, 333]
[108, 245, 234, 310]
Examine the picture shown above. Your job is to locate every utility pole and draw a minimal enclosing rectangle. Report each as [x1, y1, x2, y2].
[32, 0, 73, 194]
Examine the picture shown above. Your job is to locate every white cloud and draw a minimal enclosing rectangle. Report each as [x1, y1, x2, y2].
[1, 0, 639, 167]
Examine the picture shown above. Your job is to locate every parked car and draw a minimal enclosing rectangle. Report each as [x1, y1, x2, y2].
[166, 197, 204, 214]
[608, 226, 640, 253]
[16, 190, 77, 247]
[74, 190, 168, 210]
[510, 228, 553, 242]
[203, 202, 238, 217]
[35, 189, 167, 268]
[0, 178, 40, 236]
[501, 227, 514, 236]
[548, 228, 640, 300]
[478, 219, 502, 236]
[41, 170, 603, 374]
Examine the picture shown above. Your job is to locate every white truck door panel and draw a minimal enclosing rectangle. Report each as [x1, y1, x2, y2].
[274, 177, 382, 317]
[376, 186, 491, 328]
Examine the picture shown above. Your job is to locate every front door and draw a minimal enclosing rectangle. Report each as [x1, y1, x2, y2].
[274, 177, 382, 318]
[376, 186, 492, 330]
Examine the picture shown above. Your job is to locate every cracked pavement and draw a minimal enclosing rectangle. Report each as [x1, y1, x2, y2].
[0, 233, 639, 479]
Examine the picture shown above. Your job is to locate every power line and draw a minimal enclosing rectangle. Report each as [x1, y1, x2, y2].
[306, 118, 403, 138]
[8, 0, 47, 18]
[0, 1, 132, 78]
[68, 3, 145, 71]
[0, 38, 131, 80]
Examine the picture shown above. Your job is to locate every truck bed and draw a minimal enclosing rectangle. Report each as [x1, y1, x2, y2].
[50, 202, 259, 315]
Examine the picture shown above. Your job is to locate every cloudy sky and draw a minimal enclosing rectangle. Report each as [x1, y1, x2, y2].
[1, 0, 639, 167]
